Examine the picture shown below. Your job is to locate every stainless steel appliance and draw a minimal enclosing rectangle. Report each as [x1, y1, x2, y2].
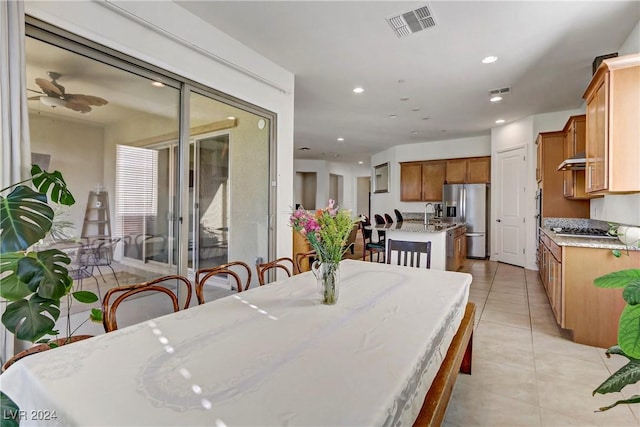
[443, 183, 489, 258]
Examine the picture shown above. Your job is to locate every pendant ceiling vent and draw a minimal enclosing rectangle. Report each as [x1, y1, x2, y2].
[386, 5, 437, 38]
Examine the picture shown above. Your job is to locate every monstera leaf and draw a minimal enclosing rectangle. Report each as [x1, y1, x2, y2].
[2, 294, 61, 342]
[17, 249, 72, 300]
[0, 391, 20, 427]
[0, 185, 53, 253]
[30, 164, 75, 206]
[0, 251, 31, 300]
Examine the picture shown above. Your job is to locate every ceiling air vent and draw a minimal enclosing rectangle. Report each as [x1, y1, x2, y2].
[489, 87, 512, 96]
[387, 5, 437, 38]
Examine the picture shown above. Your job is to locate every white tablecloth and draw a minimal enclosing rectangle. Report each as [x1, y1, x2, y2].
[1, 259, 471, 426]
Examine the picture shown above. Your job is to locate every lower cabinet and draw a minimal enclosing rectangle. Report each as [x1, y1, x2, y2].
[539, 234, 563, 326]
[538, 229, 639, 348]
[453, 225, 467, 271]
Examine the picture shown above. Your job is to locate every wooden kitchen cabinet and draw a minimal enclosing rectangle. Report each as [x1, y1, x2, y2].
[452, 225, 467, 271]
[583, 54, 640, 193]
[537, 229, 639, 348]
[561, 115, 594, 200]
[537, 131, 589, 218]
[539, 232, 563, 325]
[445, 157, 490, 184]
[400, 161, 445, 202]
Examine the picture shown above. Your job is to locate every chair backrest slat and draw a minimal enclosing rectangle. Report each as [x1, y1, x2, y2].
[257, 257, 294, 285]
[102, 275, 192, 332]
[196, 261, 252, 303]
[386, 239, 431, 269]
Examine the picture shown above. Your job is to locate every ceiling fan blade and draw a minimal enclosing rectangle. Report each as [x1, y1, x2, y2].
[27, 88, 43, 94]
[35, 78, 63, 97]
[64, 99, 92, 113]
[66, 94, 108, 106]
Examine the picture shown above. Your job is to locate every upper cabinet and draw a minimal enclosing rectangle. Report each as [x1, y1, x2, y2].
[583, 54, 640, 193]
[537, 131, 590, 218]
[400, 161, 446, 202]
[445, 156, 491, 184]
[561, 115, 595, 199]
[400, 156, 490, 202]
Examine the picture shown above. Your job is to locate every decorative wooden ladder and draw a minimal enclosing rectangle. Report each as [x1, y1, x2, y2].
[81, 191, 112, 244]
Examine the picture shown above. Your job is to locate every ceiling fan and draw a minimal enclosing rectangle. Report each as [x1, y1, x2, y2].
[28, 71, 108, 113]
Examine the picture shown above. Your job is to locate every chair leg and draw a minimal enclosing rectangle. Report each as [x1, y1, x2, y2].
[106, 265, 120, 286]
[90, 275, 102, 300]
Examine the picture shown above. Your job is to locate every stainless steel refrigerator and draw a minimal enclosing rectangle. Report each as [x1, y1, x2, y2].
[442, 183, 489, 258]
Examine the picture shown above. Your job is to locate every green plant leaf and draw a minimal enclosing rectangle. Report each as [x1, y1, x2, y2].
[0, 185, 53, 253]
[1, 294, 60, 342]
[30, 164, 75, 206]
[596, 395, 640, 412]
[90, 308, 103, 323]
[0, 391, 20, 427]
[17, 249, 72, 300]
[624, 281, 640, 305]
[594, 269, 640, 289]
[612, 249, 622, 258]
[593, 358, 640, 395]
[0, 251, 31, 300]
[619, 304, 640, 359]
[72, 291, 99, 304]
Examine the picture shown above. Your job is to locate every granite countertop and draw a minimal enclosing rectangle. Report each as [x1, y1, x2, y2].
[371, 221, 462, 233]
[540, 227, 637, 251]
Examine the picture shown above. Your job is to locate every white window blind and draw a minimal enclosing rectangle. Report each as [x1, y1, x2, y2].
[115, 145, 158, 237]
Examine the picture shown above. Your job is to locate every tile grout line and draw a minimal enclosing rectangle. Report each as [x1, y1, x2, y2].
[524, 267, 543, 427]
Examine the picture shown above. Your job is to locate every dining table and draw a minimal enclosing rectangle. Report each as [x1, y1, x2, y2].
[0, 259, 472, 426]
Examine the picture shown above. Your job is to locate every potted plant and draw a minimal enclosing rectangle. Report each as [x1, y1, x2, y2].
[1, 165, 105, 426]
[592, 225, 640, 411]
[0, 165, 102, 347]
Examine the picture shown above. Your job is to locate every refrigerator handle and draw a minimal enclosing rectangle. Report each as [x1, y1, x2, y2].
[461, 188, 466, 222]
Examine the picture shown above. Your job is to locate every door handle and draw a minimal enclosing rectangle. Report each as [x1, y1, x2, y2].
[466, 233, 483, 237]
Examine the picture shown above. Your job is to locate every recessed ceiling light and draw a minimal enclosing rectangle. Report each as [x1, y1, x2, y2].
[400, 97, 409, 101]
[333, 154, 340, 158]
[353, 87, 364, 93]
[482, 56, 498, 64]
[358, 161, 364, 165]
[490, 96, 502, 102]
[227, 116, 236, 120]
[337, 137, 344, 142]
[389, 114, 398, 119]
[422, 117, 430, 121]
[411, 108, 420, 112]
[151, 81, 165, 87]
[411, 131, 419, 135]
[298, 147, 310, 151]
[495, 119, 506, 124]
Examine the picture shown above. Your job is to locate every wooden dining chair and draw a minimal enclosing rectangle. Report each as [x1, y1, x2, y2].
[196, 261, 252, 304]
[257, 257, 294, 285]
[295, 250, 317, 274]
[102, 275, 193, 332]
[361, 216, 385, 262]
[386, 239, 432, 269]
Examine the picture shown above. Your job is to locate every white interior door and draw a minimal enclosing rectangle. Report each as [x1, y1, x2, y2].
[496, 146, 527, 266]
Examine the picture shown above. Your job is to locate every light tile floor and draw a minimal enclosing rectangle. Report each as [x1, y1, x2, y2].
[444, 259, 640, 427]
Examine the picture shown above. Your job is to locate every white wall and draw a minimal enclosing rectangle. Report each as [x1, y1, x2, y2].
[590, 18, 640, 227]
[293, 159, 369, 214]
[25, 0, 295, 260]
[370, 135, 491, 218]
[29, 113, 105, 236]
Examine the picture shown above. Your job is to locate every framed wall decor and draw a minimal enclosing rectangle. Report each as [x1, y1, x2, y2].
[373, 162, 389, 193]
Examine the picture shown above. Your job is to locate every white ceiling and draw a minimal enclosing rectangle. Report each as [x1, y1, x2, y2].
[177, 1, 639, 163]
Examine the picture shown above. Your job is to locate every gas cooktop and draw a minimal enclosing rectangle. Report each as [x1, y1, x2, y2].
[552, 227, 616, 239]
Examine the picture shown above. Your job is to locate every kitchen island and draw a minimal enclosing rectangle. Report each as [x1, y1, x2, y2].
[371, 221, 465, 271]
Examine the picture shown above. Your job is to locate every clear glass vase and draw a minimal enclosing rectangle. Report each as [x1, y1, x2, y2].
[311, 260, 340, 304]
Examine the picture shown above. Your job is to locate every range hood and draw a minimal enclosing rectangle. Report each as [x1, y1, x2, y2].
[557, 151, 586, 171]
